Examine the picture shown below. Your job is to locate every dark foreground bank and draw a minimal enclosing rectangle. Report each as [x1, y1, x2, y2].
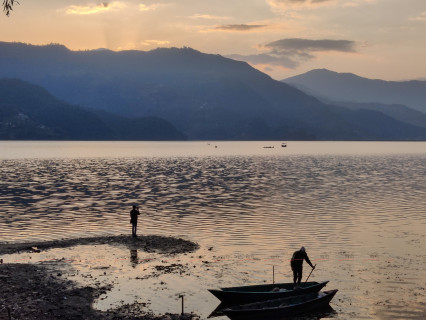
[0, 235, 200, 320]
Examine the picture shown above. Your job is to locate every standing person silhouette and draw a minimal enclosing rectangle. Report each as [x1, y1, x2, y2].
[290, 246, 315, 289]
[130, 205, 140, 237]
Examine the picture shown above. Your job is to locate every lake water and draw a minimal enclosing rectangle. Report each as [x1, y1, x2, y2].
[1, 141, 425, 319]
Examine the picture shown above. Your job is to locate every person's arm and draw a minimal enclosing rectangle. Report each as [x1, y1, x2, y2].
[304, 252, 314, 268]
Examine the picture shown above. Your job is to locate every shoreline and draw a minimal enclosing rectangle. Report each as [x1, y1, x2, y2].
[0, 235, 200, 320]
[0, 234, 199, 256]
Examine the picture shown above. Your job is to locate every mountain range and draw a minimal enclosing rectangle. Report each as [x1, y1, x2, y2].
[284, 69, 426, 114]
[1, 41, 426, 141]
[0, 78, 185, 140]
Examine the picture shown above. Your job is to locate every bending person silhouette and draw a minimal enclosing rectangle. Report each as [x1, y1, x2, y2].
[290, 246, 315, 288]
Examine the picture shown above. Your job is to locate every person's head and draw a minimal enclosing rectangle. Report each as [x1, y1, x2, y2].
[133, 205, 137, 209]
[300, 247, 306, 252]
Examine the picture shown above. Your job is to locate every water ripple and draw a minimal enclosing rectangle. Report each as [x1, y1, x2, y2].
[0, 153, 425, 257]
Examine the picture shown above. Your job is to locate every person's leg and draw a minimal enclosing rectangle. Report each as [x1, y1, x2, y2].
[297, 266, 303, 284]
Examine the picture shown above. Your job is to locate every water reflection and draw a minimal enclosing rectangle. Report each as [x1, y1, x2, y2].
[292, 306, 337, 320]
[130, 249, 138, 268]
[208, 303, 337, 319]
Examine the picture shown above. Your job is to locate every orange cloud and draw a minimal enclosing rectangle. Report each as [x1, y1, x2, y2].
[267, 0, 374, 10]
[64, 2, 126, 15]
[267, 0, 337, 10]
[188, 14, 232, 20]
[410, 12, 426, 22]
[140, 40, 171, 46]
[139, 3, 167, 11]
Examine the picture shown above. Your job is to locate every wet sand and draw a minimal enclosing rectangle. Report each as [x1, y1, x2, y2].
[1, 232, 425, 320]
[0, 235, 200, 320]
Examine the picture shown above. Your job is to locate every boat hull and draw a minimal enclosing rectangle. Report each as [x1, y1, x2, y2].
[223, 289, 338, 320]
[208, 281, 328, 305]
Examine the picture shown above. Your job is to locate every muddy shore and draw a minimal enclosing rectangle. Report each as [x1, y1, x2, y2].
[0, 235, 200, 320]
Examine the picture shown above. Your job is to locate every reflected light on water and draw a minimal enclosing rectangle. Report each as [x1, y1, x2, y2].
[0, 141, 425, 319]
[0, 141, 425, 159]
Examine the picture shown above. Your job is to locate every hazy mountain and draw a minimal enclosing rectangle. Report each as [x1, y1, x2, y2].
[333, 101, 426, 129]
[0, 79, 185, 140]
[283, 69, 426, 130]
[283, 69, 426, 114]
[1, 42, 426, 140]
[325, 104, 426, 140]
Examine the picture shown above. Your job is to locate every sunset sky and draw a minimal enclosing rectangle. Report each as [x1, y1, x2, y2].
[1, 0, 426, 81]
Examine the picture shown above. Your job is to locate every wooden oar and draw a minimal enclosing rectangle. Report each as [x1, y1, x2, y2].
[304, 264, 316, 283]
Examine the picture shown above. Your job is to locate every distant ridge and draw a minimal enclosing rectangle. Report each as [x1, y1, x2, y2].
[0, 78, 185, 140]
[1, 42, 426, 140]
[284, 69, 426, 114]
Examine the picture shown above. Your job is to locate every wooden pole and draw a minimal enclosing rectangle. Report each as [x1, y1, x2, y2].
[304, 264, 316, 283]
[273, 265, 275, 284]
[179, 295, 184, 315]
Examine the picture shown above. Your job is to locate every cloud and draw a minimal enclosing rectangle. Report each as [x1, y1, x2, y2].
[216, 24, 267, 31]
[64, 1, 126, 15]
[267, 0, 336, 10]
[267, 0, 374, 10]
[228, 38, 357, 69]
[410, 12, 426, 21]
[189, 14, 232, 20]
[139, 3, 167, 11]
[341, 0, 376, 8]
[264, 38, 356, 53]
[140, 40, 171, 46]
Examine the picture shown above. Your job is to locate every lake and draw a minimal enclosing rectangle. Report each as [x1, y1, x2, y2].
[1, 141, 425, 319]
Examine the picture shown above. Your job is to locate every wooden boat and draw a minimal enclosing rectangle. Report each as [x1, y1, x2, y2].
[208, 281, 328, 305]
[222, 289, 338, 320]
